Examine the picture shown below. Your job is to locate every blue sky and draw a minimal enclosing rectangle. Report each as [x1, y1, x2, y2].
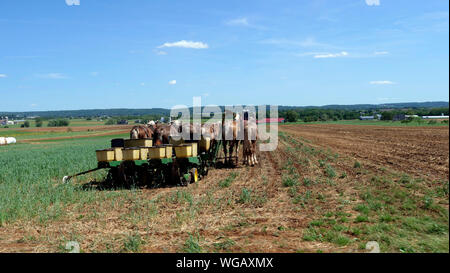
[0, 0, 448, 111]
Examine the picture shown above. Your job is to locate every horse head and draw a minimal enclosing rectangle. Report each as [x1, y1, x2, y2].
[130, 127, 139, 139]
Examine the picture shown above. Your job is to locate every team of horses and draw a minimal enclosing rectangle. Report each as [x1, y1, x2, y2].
[129, 114, 258, 166]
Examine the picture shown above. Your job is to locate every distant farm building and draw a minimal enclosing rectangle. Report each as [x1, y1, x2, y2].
[393, 114, 423, 121]
[117, 120, 129, 125]
[0, 116, 7, 125]
[4, 121, 14, 125]
[0, 116, 15, 126]
[359, 114, 381, 120]
[422, 113, 449, 119]
[393, 114, 406, 121]
[256, 118, 285, 124]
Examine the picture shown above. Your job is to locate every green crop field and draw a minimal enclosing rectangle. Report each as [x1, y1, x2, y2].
[0, 130, 123, 141]
[0, 133, 128, 225]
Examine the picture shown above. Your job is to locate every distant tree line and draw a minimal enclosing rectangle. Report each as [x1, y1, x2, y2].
[47, 119, 70, 127]
[279, 109, 361, 122]
[104, 115, 167, 125]
[278, 107, 449, 122]
[1, 102, 448, 119]
[2, 104, 448, 125]
[0, 108, 170, 119]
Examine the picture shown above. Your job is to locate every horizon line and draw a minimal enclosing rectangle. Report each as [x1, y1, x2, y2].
[1, 101, 449, 114]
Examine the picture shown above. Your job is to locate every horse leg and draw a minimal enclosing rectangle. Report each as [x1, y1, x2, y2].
[223, 141, 228, 165]
[235, 140, 240, 166]
[253, 141, 258, 165]
[247, 141, 251, 166]
[228, 141, 234, 166]
[243, 145, 248, 165]
[245, 140, 251, 166]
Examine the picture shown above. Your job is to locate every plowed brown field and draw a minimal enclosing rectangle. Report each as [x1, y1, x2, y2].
[280, 124, 449, 181]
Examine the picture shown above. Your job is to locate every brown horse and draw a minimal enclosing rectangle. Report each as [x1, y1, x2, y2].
[166, 121, 202, 143]
[243, 120, 258, 166]
[200, 121, 221, 152]
[201, 122, 221, 141]
[152, 123, 171, 145]
[222, 113, 241, 166]
[130, 125, 153, 139]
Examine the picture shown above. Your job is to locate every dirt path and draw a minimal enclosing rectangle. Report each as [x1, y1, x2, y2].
[280, 124, 449, 181]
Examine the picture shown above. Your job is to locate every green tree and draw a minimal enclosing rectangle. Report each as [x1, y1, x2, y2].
[48, 119, 70, 127]
[285, 110, 299, 122]
[105, 119, 117, 125]
[381, 111, 394, 121]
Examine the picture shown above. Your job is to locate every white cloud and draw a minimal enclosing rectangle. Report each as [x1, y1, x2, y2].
[0, 74, 7, 78]
[158, 40, 208, 49]
[226, 17, 250, 26]
[65, 0, 80, 6]
[90, 72, 99, 76]
[36, 73, 68, 79]
[30, 103, 38, 107]
[156, 50, 167, 55]
[377, 97, 401, 101]
[314, 51, 349, 58]
[261, 37, 332, 48]
[299, 37, 327, 47]
[295, 52, 324, 57]
[140, 82, 145, 86]
[370, 80, 395, 85]
[365, 0, 380, 6]
[225, 17, 267, 29]
[298, 50, 388, 59]
[169, 80, 177, 85]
